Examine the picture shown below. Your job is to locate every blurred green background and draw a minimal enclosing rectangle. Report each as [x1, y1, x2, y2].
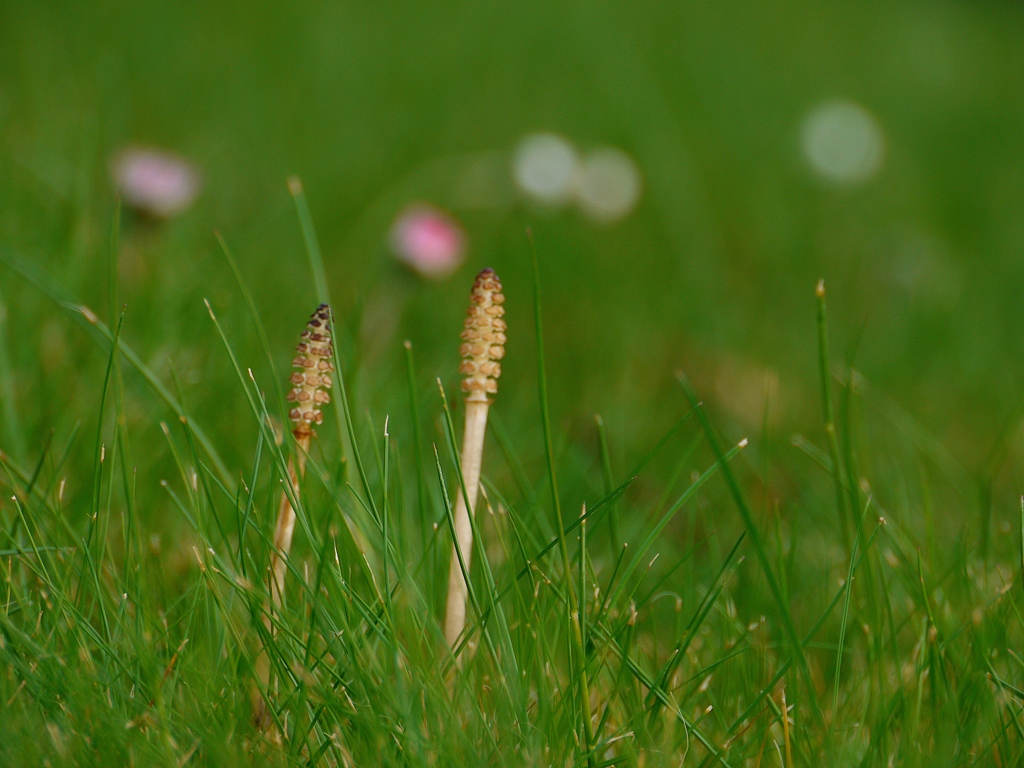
[2, 0, 1024, 520]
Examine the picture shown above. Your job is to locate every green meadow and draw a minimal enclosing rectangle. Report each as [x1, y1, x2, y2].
[2, 1, 1024, 765]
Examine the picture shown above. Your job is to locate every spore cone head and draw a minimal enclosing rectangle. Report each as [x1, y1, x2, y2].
[286, 304, 334, 438]
[459, 268, 505, 401]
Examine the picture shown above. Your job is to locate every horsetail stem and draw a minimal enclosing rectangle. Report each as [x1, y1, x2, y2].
[272, 303, 333, 602]
[255, 304, 333, 727]
[444, 269, 505, 648]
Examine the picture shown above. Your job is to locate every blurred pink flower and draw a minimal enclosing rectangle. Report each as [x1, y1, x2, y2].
[112, 148, 201, 218]
[390, 204, 466, 279]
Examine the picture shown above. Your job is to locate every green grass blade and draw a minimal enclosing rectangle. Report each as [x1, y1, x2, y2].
[677, 370, 823, 727]
[214, 231, 286, 417]
[595, 414, 620, 558]
[0, 246, 232, 485]
[0, 289, 26, 462]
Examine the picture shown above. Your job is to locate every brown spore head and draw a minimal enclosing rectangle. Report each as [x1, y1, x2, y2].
[459, 268, 505, 401]
[286, 304, 334, 438]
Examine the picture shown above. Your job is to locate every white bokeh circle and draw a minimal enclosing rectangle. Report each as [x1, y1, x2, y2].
[512, 133, 580, 206]
[576, 148, 642, 223]
[801, 100, 885, 185]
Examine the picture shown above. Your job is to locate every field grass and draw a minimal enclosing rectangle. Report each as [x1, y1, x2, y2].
[3, 1, 1024, 765]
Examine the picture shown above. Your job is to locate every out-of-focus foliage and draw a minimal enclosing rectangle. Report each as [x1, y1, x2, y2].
[2, 1, 1023, 462]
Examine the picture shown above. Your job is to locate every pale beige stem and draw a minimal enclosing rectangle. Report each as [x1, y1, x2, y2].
[269, 436, 309, 609]
[251, 303, 332, 731]
[443, 397, 490, 647]
[252, 435, 309, 728]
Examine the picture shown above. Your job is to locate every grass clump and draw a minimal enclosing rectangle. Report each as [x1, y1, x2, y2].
[0, 198, 1022, 768]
